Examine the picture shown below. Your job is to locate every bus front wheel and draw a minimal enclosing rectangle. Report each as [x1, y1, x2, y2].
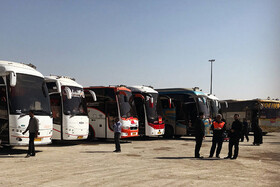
[163, 125, 174, 139]
[87, 126, 95, 141]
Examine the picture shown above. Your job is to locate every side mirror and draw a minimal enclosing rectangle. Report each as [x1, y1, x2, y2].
[168, 98, 172, 108]
[89, 90, 97, 102]
[10, 71, 17, 87]
[64, 87, 72, 99]
[149, 97, 154, 108]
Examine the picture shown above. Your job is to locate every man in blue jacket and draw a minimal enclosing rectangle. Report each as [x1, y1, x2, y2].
[113, 117, 122, 152]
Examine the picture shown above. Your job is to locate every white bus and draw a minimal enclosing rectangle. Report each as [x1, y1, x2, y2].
[45, 76, 96, 140]
[0, 61, 52, 146]
[84, 86, 139, 140]
[128, 86, 165, 136]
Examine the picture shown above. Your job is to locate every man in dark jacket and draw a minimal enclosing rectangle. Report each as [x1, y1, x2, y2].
[225, 114, 243, 159]
[209, 114, 226, 158]
[22, 110, 39, 158]
[194, 112, 205, 158]
[240, 118, 249, 142]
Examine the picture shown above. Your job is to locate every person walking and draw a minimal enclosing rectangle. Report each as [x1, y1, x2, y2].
[224, 114, 243, 159]
[209, 114, 226, 158]
[252, 122, 263, 146]
[22, 110, 39, 158]
[194, 112, 205, 158]
[113, 117, 122, 152]
[240, 118, 249, 142]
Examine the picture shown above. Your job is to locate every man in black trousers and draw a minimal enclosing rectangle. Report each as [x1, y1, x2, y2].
[225, 114, 243, 159]
[22, 110, 39, 158]
[194, 112, 205, 158]
[209, 114, 226, 158]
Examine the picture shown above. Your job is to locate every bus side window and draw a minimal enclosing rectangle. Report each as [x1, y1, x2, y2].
[50, 93, 61, 125]
[106, 101, 118, 130]
[0, 86, 8, 119]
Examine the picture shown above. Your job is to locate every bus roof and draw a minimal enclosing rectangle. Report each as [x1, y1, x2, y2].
[225, 99, 280, 104]
[156, 88, 207, 96]
[128, 86, 158, 94]
[0, 60, 43, 78]
[84, 86, 132, 92]
[45, 75, 83, 88]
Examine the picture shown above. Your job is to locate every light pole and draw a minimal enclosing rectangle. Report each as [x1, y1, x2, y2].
[209, 59, 215, 94]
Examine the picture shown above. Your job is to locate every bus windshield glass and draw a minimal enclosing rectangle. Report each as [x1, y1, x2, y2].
[145, 93, 162, 123]
[8, 73, 51, 115]
[117, 90, 137, 118]
[197, 96, 210, 118]
[62, 86, 87, 116]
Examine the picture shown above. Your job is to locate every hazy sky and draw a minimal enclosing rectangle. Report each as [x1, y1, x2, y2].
[0, 0, 279, 100]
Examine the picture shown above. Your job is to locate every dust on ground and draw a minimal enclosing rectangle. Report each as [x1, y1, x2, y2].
[0, 133, 280, 187]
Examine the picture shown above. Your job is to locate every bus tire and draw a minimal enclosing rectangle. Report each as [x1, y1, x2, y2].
[163, 125, 174, 139]
[87, 126, 95, 141]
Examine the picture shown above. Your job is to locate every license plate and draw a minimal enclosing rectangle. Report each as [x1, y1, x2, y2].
[131, 132, 137, 136]
[77, 136, 83, 139]
[34, 138, 41, 141]
[158, 131, 162, 135]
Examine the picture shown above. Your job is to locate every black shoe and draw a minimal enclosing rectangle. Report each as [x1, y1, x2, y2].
[208, 155, 213, 158]
[25, 154, 30, 158]
[231, 157, 237, 159]
[195, 156, 204, 159]
[30, 154, 36, 157]
[113, 150, 121, 153]
[216, 156, 220, 158]
[224, 156, 231, 159]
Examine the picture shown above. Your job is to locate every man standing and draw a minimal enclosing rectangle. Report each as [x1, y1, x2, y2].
[194, 112, 205, 158]
[225, 114, 243, 159]
[209, 114, 226, 158]
[22, 110, 39, 158]
[240, 118, 249, 142]
[113, 117, 122, 152]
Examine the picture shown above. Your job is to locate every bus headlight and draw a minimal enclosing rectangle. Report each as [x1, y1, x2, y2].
[122, 126, 129, 130]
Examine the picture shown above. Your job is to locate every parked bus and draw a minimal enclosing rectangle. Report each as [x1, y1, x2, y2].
[45, 76, 95, 140]
[128, 86, 165, 136]
[157, 88, 211, 138]
[221, 99, 280, 134]
[0, 61, 52, 146]
[84, 86, 139, 140]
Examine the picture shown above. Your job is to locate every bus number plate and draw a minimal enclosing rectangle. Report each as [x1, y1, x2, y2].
[77, 136, 83, 139]
[158, 131, 162, 135]
[34, 138, 41, 141]
[131, 132, 137, 136]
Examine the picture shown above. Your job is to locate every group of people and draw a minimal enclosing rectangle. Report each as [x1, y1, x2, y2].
[194, 112, 263, 159]
[23, 110, 263, 159]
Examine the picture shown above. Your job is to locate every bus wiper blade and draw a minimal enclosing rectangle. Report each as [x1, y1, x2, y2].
[34, 110, 52, 116]
[18, 113, 28, 119]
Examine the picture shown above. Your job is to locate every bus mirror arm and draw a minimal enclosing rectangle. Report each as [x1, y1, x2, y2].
[89, 90, 97, 101]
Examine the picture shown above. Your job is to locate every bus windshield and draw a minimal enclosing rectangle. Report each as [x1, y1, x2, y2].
[197, 96, 210, 118]
[62, 86, 87, 116]
[117, 90, 137, 118]
[145, 93, 162, 123]
[8, 73, 51, 115]
[209, 99, 219, 118]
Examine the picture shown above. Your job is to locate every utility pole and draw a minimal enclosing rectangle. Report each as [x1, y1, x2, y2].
[209, 59, 215, 94]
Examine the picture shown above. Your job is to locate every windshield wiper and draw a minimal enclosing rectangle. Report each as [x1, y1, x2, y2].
[33, 110, 52, 116]
[18, 112, 29, 119]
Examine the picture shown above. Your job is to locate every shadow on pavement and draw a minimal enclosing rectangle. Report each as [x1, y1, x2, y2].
[81, 151, 113, 154]
[0, 147, 42, 157]
[155, 156, 223, 161]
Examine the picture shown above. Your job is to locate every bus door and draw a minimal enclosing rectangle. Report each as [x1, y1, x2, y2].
[49, 93, 62, 140]
[133, 94, 146, 135]
[0, 85, 8, 144]
[105, 101, 118, 138]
